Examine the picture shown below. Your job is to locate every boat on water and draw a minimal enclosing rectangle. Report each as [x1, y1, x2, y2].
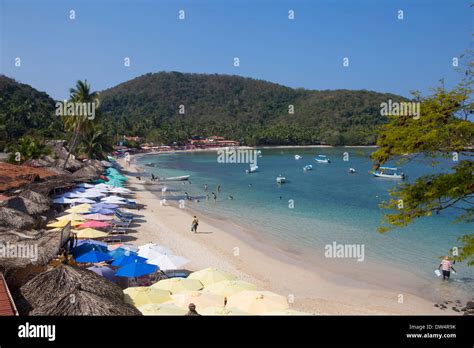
[276, 175, 286, 184]
[294, 155, 302, 160]
[371, 167, 405, 179]
[348, 168, 356, 174]
[159, 175, 190, 182]
[257, 150, 262, 158]
[315, 155, 331, 163]
[245, 164, 259, 173]
[303, 165, 313, 171]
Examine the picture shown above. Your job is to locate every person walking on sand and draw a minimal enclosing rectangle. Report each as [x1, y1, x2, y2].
[438, 256, 456, 280]
[191, 216, 199, 233]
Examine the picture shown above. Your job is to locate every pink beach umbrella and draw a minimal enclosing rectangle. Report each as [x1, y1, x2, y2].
[77, 220, 111, 229]
[83, 213, 114, 221]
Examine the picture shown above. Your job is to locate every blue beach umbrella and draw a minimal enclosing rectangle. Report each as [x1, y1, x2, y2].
[108, 247, 137, 259]
[115, 260, 158, 278]
[90, 208, 115, 215]
[72, 242, 108, 257]
[91, 203, 119, 210]
[111, 254, 147, 267]
[75, 249, 113, 263]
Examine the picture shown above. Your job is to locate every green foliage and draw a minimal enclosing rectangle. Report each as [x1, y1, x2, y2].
[372, 53, 474, 265]
[6, 135, 52, 164]
[0, 75, 63, 150]
[78, 126, 114, 160]
[99, 72, 402, 145]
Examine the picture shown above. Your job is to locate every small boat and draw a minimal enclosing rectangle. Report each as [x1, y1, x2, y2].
[276, 175, 286, 184]
[303, 165, 313, 171]
[294, 155, 302, 160]
[245, 164, 259, 173]
[159, 175, 190, 182]
[257, 150, 262, 158]
[315, 155, 331, 163]
[371, 167, 405, 179]
[348, 168, 356, 174]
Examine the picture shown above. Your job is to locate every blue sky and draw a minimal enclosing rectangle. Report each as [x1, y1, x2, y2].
[0, 0, 472, 100]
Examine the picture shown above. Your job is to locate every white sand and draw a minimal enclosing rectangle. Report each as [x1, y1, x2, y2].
[117, 157, 444, 315]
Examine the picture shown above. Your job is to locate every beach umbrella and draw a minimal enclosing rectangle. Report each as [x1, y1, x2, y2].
[108, 247, 137, 259]
[146, 254, 190, 270]
[199, 306, 250, 316]
[100, 160, 112, 167]
[261, 309, 312, 315]
[115, 260, 158, 278]
[187, 267, 236, 286]
[75, 249, 113, 263]
[65, 204, 92, 213]
[67, 198, 96, 204]
[57, 213, 86, 221]
[111, 254, 148, 267]
[59, 190, 85, 198]
[89, 208, 115, 215]
[77, 183, 95, 188]
[170, 291, 225, 309]
[52, 197, 73, 204]
[75, 239, 108, 247]
[73, 190, 105, 198]
[87, 265, 117, 281]
[151, 278, 203, 294]
[73, 228, 108, 239]
[137, 303, 187, 316]
[109, 187, 132, 194]
[225, 291, 289, 314]
[91, 203, 118, 210]
[47, 219, 81, 228]
[107, 243, 139, 252]
[101, 197, 127, 204]
[94, 183, 113, 190]
[77, 220, 111, 229]
[137, 244, 172, 258]
[83, 214, 114, 221]
[72, 243, 108, 257]
[123, 287, 172, 307]
[202, 280, 257, 297]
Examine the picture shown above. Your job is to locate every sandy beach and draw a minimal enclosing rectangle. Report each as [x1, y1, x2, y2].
[114, 155, 448, 315]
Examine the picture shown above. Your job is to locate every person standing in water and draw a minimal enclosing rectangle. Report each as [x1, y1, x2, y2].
[191, 216, 199, 233]
[204, 184, 208, 191]
[438, 256, 456, 280]
[217, 184, 221, 192]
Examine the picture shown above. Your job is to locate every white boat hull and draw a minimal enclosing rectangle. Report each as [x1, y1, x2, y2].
[372, 172, 404, 179]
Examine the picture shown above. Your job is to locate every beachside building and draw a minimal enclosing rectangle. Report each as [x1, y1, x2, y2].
[187, 136, 240, 149]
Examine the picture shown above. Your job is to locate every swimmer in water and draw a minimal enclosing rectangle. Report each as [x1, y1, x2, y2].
[228, 195, 234, 200]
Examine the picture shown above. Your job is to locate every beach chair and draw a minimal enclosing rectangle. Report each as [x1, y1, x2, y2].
[115, 209, 134, 219]
[114, 213, 133, 223]
[104, 236, 122, 244]
[111, 219, 131, 228]
[110, 227, 129, 235]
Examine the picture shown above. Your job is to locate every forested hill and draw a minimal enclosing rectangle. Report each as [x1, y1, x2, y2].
[99, 72, 405, 145]
[0, 75, 62, 149]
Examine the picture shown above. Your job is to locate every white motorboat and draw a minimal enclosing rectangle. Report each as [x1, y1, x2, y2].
[294, 155, 302, 160]
[276, 175, 286, 184]
[348, 168, 356, 174]
[159, 175, 190, 182]
[371, 167, 405, 179]
[303, 165, 313, 171]
[315, 155, 331, 163]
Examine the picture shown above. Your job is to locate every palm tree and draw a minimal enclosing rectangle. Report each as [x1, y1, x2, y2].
[78, 126, 114, 160]
[7, 136, 51, 164]
[62, 80, 100, 169]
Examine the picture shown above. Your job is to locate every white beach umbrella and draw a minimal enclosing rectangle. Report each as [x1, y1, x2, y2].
[74, 190, 105, 198]
[138, 244, 172, 258]
[94, 183, 114, 190]
[110, 187, 132, 194]
[68, 198, 96, 204]
[146, 254, 190, 270]
[53, 197, 73, 204]
[100, 196, 127, 204]
[77, 183, 95, 188]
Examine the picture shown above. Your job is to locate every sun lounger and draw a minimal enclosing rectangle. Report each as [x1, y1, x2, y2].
[104, 236, 122, 244]
[111, 219, 131, 228]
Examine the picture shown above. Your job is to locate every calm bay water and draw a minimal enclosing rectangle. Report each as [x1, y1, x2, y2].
[136, 147, 473, 299]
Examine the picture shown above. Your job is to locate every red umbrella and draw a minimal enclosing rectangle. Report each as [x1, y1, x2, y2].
[77, 220, 112, 229]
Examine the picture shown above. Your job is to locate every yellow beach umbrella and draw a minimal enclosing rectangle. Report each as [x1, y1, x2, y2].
[137, 303, 187, 316]
[65, 204, 91, 213]
[226, 291, 289, 314]
[187, 267, 235, 286]
[73, 228, 108, 239]
[170, 291, 225, 310]
[203, 280, 256, 297]
[199, 306, 250, 316]
[47, 220, 82, 228]
[261, 309, 312, 316]
[151, 278, 203, 294]
[57, 213, 86, 221]
[123, 287, 172, 307]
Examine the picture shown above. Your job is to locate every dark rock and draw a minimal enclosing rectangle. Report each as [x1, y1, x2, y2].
[452, 307, 460, 312]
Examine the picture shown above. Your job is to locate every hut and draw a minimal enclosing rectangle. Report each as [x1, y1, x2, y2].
[0, 207, 35, 230]
[16, 265, 142, 316]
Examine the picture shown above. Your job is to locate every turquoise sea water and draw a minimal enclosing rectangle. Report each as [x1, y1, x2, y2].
[136, 147, 473, 300]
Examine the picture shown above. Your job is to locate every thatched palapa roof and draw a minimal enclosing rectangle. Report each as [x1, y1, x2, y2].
[17, 265, 142, 316]
[0, 207, 35, 230]
[5, 196, 50, 216]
